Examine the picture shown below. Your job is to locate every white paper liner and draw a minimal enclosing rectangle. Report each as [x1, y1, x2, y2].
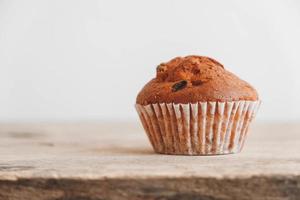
[135, 101, 260, 155]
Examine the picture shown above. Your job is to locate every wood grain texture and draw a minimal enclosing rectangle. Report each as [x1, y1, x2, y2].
[0, 122, 299, 199]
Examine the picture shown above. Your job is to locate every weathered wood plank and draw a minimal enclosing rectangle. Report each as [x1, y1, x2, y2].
[0, 122, 299, 199]
[0, 176, 300, 200]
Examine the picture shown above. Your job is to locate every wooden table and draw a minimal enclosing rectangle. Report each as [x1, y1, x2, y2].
[0, 122, 299, 200]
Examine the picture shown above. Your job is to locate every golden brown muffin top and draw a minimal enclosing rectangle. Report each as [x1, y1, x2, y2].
[136, 55, 259, 105]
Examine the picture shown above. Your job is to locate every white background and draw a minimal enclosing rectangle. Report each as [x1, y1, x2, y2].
[0, 0, 299, 122]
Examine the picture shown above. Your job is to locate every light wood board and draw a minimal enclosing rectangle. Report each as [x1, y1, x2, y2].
[0, 122, 299, 199]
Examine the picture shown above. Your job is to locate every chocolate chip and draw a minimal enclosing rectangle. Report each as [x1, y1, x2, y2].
[191, 80, 203, 86]
[172, 80, 187, 92]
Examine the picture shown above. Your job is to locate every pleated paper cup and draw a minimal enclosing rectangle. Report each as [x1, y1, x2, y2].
[135, 101, 260, 155]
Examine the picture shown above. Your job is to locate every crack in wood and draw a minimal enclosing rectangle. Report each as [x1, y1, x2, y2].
[8, 132, 43, 139]
[0, 165, 34, 172]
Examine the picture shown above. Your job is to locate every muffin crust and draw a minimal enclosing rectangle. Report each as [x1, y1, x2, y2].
[136, 55, 258, 105]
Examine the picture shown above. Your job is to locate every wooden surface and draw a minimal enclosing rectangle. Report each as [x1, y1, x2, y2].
[0, 122, 299, 200]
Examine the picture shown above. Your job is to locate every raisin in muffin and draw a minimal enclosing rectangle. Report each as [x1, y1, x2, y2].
[135, 55, 260, 155]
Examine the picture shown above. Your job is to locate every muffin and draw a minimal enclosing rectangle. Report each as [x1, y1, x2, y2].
[135, 55, 260, 155]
